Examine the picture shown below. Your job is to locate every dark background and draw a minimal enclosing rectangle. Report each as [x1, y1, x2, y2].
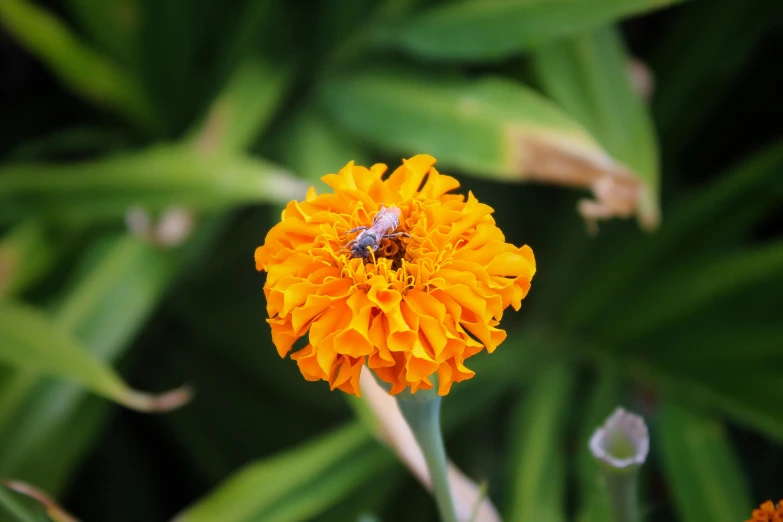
[1, 1, 782, 521]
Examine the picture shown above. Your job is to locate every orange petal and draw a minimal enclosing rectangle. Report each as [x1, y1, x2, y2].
[334, 328, 373, 357]
[386, 154, 436, 198]
[367, 285, 402, 314]
[419, 168, 461, 199]
[437, 363, 454, 395]
[309, 302, 351, 346]
[268, 317, 300, 357]
[292, 344, 327, 381]
[442, 284, 489, 322]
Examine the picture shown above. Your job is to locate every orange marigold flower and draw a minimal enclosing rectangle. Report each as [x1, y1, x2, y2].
[748, 500, 783, 522]
[254, 155, 536, 396]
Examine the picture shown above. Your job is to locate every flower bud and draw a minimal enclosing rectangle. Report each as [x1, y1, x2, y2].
[588, 407, 649, 522]
[589, 407, 649, 474]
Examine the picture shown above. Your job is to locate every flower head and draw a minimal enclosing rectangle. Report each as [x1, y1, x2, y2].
[747, 500, 783, 522]
[255, 155, 535, 396]
[589, 407, 649, 473]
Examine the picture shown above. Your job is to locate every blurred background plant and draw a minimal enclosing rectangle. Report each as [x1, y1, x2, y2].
[0, 0, 781, 521]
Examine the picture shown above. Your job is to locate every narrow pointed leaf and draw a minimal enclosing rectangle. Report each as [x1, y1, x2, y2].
[637, 321, 783, 364]
[65, 0, 140, 66]
[1, 481, 79, 522]
[0, 226, 226, 492]
[278, 105, 370, 186]
[385, 0, 688, 61]
[186, 59, 290, 155]
[0, 0, 154, 130]
[608, 240, 783, 342]
[657, 403, 751, 522]
[322, 71, 629, 187]
[0, 54, 284, 495]
[612, 349, 783, 442]
[0, 145, 306, 224]
[257, 450, 395, 522]
[0, 222, 56, 300]
[6, 126, 129, 163]
[655, 141, 783, 247]
[507, 363, 572, 522]
[0, 301, 190, 413]
[174, 423, 393, 522]
[564, 140, 783, 329]
[0, 485, 38, 522]
[532, 26, 660, 229]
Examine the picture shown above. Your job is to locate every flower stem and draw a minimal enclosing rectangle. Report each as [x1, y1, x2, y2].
[605, 472, 641, 522]
[397, 395, 458, 522]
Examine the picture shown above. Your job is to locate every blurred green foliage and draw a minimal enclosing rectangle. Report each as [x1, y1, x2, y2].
[0, 0, 781, 521]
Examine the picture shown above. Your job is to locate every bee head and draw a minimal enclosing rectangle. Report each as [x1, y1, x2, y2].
[350, 235, 376, 259]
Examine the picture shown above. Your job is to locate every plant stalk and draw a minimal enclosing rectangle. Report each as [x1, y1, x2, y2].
[396, 395, 457, 522]
[605, 471, 641, 522]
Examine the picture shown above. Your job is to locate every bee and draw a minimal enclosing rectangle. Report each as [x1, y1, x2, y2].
[345, 205, 409, 259]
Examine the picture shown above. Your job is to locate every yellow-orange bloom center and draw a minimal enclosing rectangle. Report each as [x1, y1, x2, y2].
[748, 500, 783, 522]
[254, 155, 536, 396]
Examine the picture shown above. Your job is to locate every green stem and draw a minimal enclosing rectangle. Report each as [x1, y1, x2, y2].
[397, 395, 458, 522]
[605, 471, 641, 522]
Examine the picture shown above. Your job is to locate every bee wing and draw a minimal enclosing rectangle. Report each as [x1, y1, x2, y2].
[372, 205, 387, 224]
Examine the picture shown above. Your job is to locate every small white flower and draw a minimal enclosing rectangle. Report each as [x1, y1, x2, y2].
[125, 206, 194, 248]
[589, 407, 649, 473]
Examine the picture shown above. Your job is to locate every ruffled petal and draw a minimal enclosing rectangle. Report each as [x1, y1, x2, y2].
[255, 155, 535, 396]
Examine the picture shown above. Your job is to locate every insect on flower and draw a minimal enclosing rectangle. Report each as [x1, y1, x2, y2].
[344, 205, 409, 259]
[255, 154, 536, 397]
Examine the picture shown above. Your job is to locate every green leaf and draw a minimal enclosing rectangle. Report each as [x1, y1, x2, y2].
[0, 486, 38, 522]
[0, 301, 190, 412]
[174, 422, 393, 522]
[326, 0, 420, 68]
[638, 321, 783, 363]
[65, 0, 140, 66]
[135, 0, 210, 135]
[658, 142, 783, 248]
[385, 0, 688, 61]
[507, 363, 572, 522]
[0, 223, 227, 493]
[607, 348, 783, 442]
[215, 0, 275, 72]
[322, 70, 626, 183]
[277, 104, 370, 187]
[0, 222, 57, 300]
[0, 388, 108, 498]
[1, 480, 79, 522]
[657, 402, 751, 522]
[563, 140, 783, 329]
[0, 145, 305, 224]
[185, 58, 291, 155]
[6, 126, 129, 162]
[357, 515, 382, 522]
[607, 240, 783, 342]
[532, 25, 660, 229]
[259, 449, 395, 522]
[576, 373, 622, 522]
[0, 0, 155, 131]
